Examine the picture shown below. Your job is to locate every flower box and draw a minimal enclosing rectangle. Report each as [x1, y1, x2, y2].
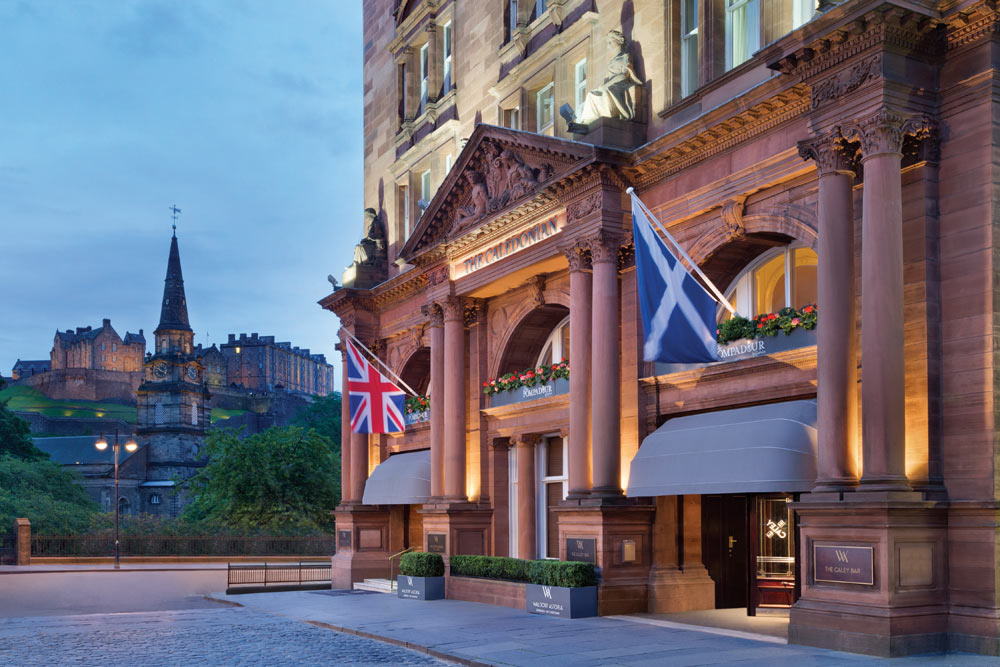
[654, 326, 817, 376]
[397, 574, 444, 600]
[489, 377, 570, 408]
[525, 583, 598, 619]
[405, 410, 429, 426]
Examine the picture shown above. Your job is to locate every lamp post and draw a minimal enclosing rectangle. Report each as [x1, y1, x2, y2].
[95, 430, 137, 569]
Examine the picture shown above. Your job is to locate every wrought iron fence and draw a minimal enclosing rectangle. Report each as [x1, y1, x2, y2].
[227, 561, 331, 592]
[0, 532, 16, 565]
[32, 535, 337, 558]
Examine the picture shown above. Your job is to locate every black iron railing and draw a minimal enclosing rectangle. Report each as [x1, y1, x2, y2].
[0, 533, 15, 565]
[31, 535, 337, 558]
[227, 561, 332, 593]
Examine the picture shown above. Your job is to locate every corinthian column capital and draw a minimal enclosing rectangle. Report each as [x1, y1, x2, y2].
[839, 107, 930, 160]
[441, 295, 466, 322]
[421, 303, 444, 327]
[798, 132, 859, 176]
[587, 231, 623, 265]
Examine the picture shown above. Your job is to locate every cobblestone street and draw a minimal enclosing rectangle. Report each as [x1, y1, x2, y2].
[0, 606, 445, 666]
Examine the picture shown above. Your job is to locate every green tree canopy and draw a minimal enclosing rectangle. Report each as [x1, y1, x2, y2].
[292, 392, 342, 446]
[0, 399, 47, 460]
[182, 426, 340, 534]
[0, 455, 98, 533]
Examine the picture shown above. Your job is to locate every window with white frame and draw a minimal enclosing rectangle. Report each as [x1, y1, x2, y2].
[792, 0, 817, 29]
[536, 82, 555, 135]
[445, 153, 453, 172]
[718, 245, 818, 321]
[399, 184, 410, 238]
[574, 59, 587, 112]
[419, 43, 429, 113]
[725, 0, 759, 71]
[420, 169, 432, 216]
[681, 0, 698, 97]
[442, 21, 453, 93]
[507, 0, 518, 41]
[536, 316, 569, 367]
[537, 436, 567, 559]
[503, 106, 521, 130]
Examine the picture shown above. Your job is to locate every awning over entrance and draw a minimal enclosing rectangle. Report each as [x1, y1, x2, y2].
[626, 400, 817, 497]
[362, 449, 431, 505]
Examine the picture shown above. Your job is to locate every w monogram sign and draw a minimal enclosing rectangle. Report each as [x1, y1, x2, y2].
[814, 545, 874, 586]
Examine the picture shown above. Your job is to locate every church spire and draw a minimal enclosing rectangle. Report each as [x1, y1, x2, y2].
[156, 232, 192, 333]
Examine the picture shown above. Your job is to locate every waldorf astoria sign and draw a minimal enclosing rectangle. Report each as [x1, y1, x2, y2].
[456, 216, 562, 277]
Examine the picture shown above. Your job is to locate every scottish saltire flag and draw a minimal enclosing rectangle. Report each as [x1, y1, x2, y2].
[632, 195, 719, 364]
[346, 339, 406, 433]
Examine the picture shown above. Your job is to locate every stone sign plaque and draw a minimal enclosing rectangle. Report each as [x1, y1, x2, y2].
[814, 545, 874, 585]
[338, 530, 352, 548]
[565, 537, 596, 564]
[427, 533, 446, 554]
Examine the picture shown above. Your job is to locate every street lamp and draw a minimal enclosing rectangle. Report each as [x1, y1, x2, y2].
[95, 429, 138, 569]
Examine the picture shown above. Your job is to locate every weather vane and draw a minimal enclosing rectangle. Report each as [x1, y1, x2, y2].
[169, 204, 182, 236]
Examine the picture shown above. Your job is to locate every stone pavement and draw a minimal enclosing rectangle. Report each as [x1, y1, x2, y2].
[0, 607, 445, 666]
[212, 589, 999, 666]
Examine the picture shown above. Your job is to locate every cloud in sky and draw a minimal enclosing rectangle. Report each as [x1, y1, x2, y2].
[0, 0, 361, 382]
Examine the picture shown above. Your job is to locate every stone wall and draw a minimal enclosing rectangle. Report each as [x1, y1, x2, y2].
[15, 412, 131, 436]
[16, 368, 143, 403]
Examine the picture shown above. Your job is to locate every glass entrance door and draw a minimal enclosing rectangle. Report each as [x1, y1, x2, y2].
[754, 495, 796, 608]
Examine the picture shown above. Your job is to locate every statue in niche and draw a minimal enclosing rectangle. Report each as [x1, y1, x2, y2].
[560, 30, 643, 129]
[351, 207, 386, 267]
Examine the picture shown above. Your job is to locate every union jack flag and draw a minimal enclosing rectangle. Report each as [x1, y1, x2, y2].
[346, 338, 405, 433]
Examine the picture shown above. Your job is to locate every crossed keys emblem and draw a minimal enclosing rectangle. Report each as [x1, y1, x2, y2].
[765, 519, 787, 539]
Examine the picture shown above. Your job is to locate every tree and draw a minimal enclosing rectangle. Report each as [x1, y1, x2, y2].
[182, 426, 340, 534]
[0, 397, 47, 460]
[0, 455, 98, 533]
[292, 392, 342, 445]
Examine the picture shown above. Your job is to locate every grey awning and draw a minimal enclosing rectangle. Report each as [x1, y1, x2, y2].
[627, 400, 817, 497]
[362, 449, 431, 505]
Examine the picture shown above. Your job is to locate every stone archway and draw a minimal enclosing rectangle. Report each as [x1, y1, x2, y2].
[492, 304, 570, 379]
[398, 346, 430, 396]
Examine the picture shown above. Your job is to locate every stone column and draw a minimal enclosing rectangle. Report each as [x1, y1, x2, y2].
[424, 304, 445, 499]
[515, 435, 540, 559]
[350, 432, 368, 503]
[798, 134, 860, 490]
[442, 295, 467, 500]
[842, 108, 927, 491]
[589, 232, 623, 497]
[565, 244, 593, 497]
[339, 339, 352, 503]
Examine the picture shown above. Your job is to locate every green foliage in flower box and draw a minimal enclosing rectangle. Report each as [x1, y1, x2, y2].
[449, 554, 596, 587]
[716, 304, 817, 345]
[482, 359, 569, 396]
[399, 551, 444, 577]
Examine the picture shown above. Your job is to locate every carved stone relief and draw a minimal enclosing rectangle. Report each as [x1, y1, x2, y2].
[453, 140, 554, 230]
[567, 192, 603, 222]
[810, 53, 882, 110]
[720, 196, 748, 241]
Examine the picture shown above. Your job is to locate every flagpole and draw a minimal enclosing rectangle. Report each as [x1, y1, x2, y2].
[342, 329, 420, 397]
[627, 188, 737, 315]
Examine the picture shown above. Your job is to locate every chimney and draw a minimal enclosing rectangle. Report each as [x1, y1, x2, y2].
[139, 329, 143, 336]
[228, 334, 236, 343]
[102, 318, 111, 328]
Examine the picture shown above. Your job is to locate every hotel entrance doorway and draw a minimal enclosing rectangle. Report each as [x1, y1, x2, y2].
[702, 494, 797, 615]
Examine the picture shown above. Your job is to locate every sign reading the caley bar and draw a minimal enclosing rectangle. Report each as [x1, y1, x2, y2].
[814, 545, 874, 585]
[456, 216, 561, 277]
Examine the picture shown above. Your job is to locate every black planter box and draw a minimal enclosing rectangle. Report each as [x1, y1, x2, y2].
[525, 583, 597, 619]
[489, 377, 569, 408]
[397, 574, 444, 600]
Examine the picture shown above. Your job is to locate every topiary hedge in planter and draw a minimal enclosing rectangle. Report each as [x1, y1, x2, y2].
[449, 554, 596, 587]
[399, 551, 445, 577]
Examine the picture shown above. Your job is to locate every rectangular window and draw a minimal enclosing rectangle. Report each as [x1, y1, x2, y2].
[101, 342, 106, 350]
[574, 59, 587, 112]
[419, 43, 429, 113]
[792, 0, 816, 29]
[726, 0, 759, 71]
[112, 343, 117, 352]
[681, 0, 699, 97]
[537, 437, 567, 559]
[442, 21, 453, 93]
[445, 153, 453, 172]
[503, 106, 520, 130]
[536, 82, 554, 136]
[191, 404, 198, 426]
[154, 403, 164, 425]
[535, 0, 547, 16]
[398, 62, 407, 122]
[399, 184, 410, 238]
[508, 0, 518, 40]
[420, 170, 431, 203]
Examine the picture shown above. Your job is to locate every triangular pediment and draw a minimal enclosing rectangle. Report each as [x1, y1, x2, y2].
[400, 125, 600, 260]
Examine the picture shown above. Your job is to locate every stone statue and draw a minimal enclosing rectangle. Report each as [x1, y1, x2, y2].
[454, 171, 489, 228]
[351, 207, 386, 266]
[561, 30, 643, 128]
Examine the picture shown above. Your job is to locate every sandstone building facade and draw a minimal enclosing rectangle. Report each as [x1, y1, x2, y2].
[322, 0, 1000, 656]
[219, 333, 335, 396]
[51, 319, 146, 373]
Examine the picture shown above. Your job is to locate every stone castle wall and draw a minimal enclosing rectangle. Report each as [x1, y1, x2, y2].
[15, 368, 143, 403]
[15, 412, 131, 436]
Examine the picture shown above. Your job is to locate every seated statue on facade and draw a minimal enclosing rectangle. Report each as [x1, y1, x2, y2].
[343, 207, 388, 288]
[560, 30, 643, 131]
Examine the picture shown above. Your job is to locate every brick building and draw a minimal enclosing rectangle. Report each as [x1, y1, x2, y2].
[50, 319, 145, 372]
[321, 0, 1000, 657]
[219, 333, 335, 396]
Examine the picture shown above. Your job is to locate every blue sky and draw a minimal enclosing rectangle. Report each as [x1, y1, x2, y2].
[0, 0, 361, 380]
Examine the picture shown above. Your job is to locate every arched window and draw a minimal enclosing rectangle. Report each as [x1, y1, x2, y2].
[118, 497, 129, 516]
[534, 316, 570, 367]
[719, 245, 817, 321]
